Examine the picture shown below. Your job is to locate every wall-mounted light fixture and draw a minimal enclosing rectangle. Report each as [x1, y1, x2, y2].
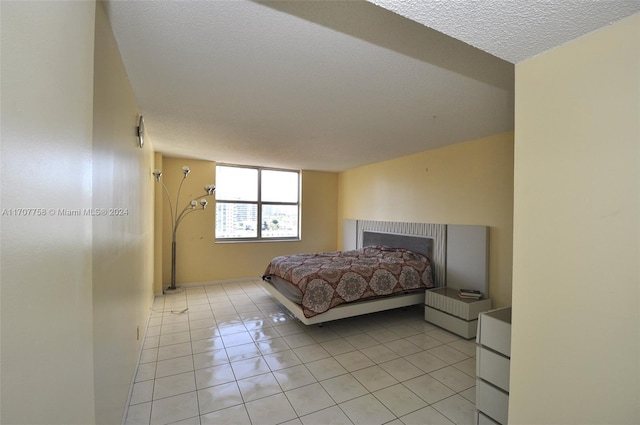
[137, 116, 145, 148]
[153, 166, 215, 293]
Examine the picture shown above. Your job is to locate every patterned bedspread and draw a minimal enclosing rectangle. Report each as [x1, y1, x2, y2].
[263, 246, 434, 318]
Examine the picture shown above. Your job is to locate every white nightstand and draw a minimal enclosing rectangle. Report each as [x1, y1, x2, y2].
[425, 288, 492, 338]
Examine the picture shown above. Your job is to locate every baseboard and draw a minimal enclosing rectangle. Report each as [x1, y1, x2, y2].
[155, 276, 262, 297]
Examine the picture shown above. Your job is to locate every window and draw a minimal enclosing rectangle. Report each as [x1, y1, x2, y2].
[215, 165, 300, 241]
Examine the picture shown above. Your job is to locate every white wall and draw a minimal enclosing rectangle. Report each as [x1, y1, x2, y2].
[0, 1, 97, 423]
[511, 13, 639, 424]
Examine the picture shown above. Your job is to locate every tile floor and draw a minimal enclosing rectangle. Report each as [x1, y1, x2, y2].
[125, 279, 479, 425]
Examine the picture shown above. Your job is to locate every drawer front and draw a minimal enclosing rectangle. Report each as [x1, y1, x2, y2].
[478, 315, 511, 357]
[477, 411, 501, 425]
[425, 289, 491, 320]
[476, 380, 509, 425]
[477, 347, 510, 392]
[425, 306, 478, 338]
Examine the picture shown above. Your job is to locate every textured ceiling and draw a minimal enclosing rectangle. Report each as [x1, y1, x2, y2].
[370, 0, 640, 63]
[104, 1, 639, 172]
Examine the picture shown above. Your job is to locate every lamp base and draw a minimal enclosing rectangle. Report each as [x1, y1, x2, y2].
[163, 286, 185, 295]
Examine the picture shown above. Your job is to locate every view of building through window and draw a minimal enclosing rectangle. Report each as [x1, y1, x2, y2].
[215, 165, 300, 240]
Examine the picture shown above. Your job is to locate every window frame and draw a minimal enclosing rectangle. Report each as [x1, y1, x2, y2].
[215, 164, 301, 242]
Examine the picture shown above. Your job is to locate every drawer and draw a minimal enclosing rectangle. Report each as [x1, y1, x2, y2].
[476, 379, 509, 425]
[425, 306, 478, 339]
[477, 307, 511, 357]
[477, 347, 510, 391]
[477, 411, 501, 425]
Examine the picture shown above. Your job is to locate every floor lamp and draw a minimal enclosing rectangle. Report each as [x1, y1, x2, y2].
[153, 166, 215, 294]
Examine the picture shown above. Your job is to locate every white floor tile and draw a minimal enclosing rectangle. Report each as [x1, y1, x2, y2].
[447, 339, 478, 357]
[378, 358, 424, 382]
[300, 405, 353, 425]
[282, 332, 317, 348]
[334, 350, 375, 372]
[351, 365, 398, 392]
[159, 331, 191, 347]
[372, 383, 427, 417]
[452, 358, 476, 378]
[404, 333, 445, 350]
[238, 372, 282, 402]
[320, 338, 357, 356]
[404, 350, 448, 373]
[340, 394, 395, 425]
[200, 404, 251, 425]
[304, 326, 340, 343]
[400, 405, 455, 425]
[125, 402, 151, 425]
[429, 366, 476, 393]
[189, 318, 216, 330]
[150, 391, 199, 425]
[384, 338, 423, 357]
[285, 382, 336, 417]
[431, 394, 476, 425]
[231, 356, 271, 380]
[197, 381, 243, 415]
[135, 362, 156, 382]
[347, 333, 379, 349]
[428, 329, 461, 344]
[256, 336, 290, 355]
[222, 331, 255, 347]
[191, 336, 224, 354]
[139, 348, 158, 364]
[225, 342, 262, 362]
[305, 357, 348, 381]
[263, 349, 303, 371]
[428, 345, 470, 365]
[153, 371, 196, 400]
[193, 348, 229, 370]
[360, 344, 400, 364]
[129, 282, 481, 425]
[292, 344, 332, 363]
[320, 373, 369, 403]
[459, 386, 476, 404]
[272, 364, 318, 391]
[403, 374, 456, 405]
[245, 393, 298, 425]
[130, 380, 154, 405]
[195, 363, 236, 390]
[157, 342, 192, 361]
[155, 355, 194, 379]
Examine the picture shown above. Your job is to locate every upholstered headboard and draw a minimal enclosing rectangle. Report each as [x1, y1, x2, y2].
[362, 231, 433, 259]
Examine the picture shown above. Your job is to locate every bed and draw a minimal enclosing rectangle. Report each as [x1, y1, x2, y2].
[262, 225, 442, 325]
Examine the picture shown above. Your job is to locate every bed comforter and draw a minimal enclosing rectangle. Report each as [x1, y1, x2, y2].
[263, 245, 434, 318]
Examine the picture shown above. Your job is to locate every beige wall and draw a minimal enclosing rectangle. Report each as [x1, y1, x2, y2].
[92, 3, 156, 424]
[155, 156, 338, 292]
[338, 132, 514, 307]
[0, 1, 97, 423]
[511, 13, 639, 424]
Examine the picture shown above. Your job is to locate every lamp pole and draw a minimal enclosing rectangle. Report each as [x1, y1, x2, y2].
[153, 166, 215, 293]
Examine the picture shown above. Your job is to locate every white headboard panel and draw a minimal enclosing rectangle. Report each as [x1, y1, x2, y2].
[446, 224, 489, 294]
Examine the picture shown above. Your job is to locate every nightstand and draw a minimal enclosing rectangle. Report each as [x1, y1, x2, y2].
[424, 288, 492, 338]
